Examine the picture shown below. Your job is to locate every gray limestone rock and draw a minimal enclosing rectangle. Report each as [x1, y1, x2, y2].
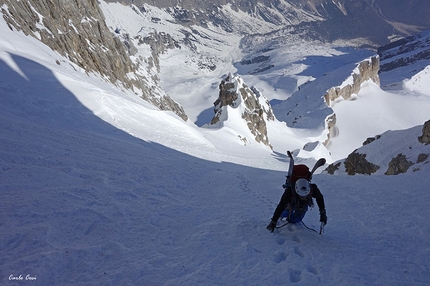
[418, 120, 430, 145]
[1, 0, 188, 121]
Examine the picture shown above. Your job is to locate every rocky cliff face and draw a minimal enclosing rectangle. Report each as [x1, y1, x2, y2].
[324, 56, 380, 105]
[324, 56, 380, 145]
[1, 0, 187, 121]
[274, 55, 380, 150]
[210, 73, 273, 148]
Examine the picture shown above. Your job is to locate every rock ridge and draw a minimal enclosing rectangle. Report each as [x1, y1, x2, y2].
[210, 73, 273, 148]
[1, 0, 188, 120]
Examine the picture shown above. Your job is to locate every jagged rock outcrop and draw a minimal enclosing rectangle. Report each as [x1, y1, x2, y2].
[321, 56, 380, 145]
[325, 114, 337, 146]
[344, 152, 380, 175]
[418, 120, 430, 145]
[210, 73, 273, 148]
[417, 153, 429, 163]
[251, 87, 275, 122]
[363, 135, 381, 146]
[1, 0, 188, 121]
[385, 154, 414, 175]
[325, 162, 340, 175]
[326, 120, 430, 176]
[324, 56, 380, 105]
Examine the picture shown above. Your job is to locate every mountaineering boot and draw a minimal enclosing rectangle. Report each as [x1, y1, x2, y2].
[266, 219, 276, 232]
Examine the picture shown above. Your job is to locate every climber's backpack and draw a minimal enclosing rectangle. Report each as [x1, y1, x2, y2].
[290, 164, 311, 184]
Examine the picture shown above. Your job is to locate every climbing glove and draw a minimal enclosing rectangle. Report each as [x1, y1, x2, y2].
[319, 209, 327, 225]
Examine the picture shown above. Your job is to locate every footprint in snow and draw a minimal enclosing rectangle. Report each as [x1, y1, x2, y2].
[289, 269, 302, 283]
[294, 246, 305, 258]
[307, 264, 319, 275]
[273, 251, 288, 263]
[292, 234, 302, 243]
[275, 235, 286, 245]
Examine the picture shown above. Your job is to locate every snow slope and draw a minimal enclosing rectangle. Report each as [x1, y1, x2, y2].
[99, 1, 430, 164]
[1, 3, 430, 286]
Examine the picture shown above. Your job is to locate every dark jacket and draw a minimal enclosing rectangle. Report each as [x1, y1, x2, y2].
[271, 183, 325, 222]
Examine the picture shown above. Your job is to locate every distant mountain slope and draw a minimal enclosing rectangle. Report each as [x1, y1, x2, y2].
[371, 0, 430, 28]
[108, 0, 430, 46]
[378, 29, 430, 74]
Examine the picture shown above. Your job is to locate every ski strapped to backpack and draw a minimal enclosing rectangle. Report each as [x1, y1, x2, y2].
[285, 151, 326, 187]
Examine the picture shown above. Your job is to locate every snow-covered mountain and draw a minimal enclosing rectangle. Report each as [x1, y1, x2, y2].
[1, 0, 188, 121]
[327, 120, 430, 175]
[1, 0, 430, 285]
[109, 0, 430, 46]
[99, 1, 430, 163]
[325, 30, 430, 173]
